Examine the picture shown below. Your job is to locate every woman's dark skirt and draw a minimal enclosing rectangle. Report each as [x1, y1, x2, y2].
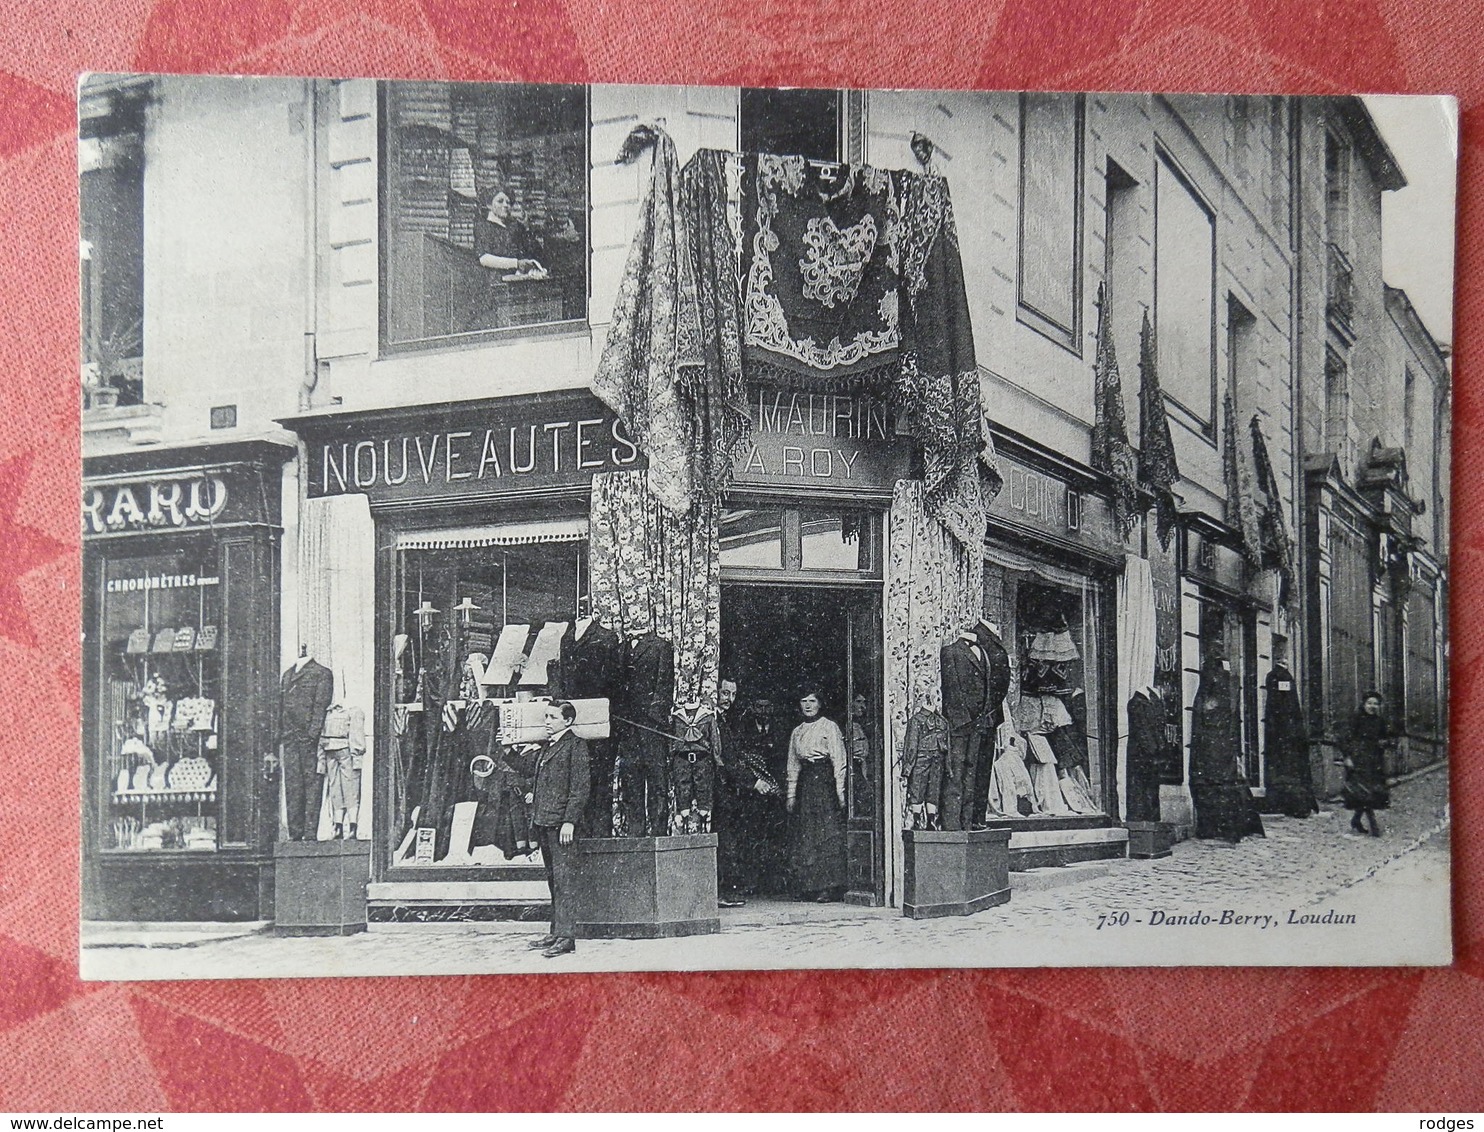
[789, 760, 847, 895]
[1342, 767, 1391, 810]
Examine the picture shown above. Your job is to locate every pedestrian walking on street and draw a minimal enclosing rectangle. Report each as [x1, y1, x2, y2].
[527, 700, 590, 958]
[1340, 691, 1393, 837]
[786, 687, 848, 902]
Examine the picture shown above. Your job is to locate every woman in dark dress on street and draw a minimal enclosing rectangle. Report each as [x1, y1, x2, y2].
[785, 688, 849, 902]
[1341, 691, 1393, 837]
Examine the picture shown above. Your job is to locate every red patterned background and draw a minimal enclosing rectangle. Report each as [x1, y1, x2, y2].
[0, 0, 1479, 1111]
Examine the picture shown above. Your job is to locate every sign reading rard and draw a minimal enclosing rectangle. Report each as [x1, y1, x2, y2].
[731, 386, 911, 494]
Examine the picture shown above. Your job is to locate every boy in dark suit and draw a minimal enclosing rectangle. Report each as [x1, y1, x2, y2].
[528, 700, 590, 958]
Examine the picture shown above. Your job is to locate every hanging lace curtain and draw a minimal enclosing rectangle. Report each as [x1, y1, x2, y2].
[885, 479, 983, 826]
[1115, 553, 1157, 822]
[589, 469, 721, 714]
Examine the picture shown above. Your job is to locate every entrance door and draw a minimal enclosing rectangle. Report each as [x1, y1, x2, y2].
[843, 596, 884, 904]
[720, 583, 884, 904]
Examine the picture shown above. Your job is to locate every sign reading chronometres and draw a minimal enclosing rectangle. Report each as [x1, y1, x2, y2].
[730, 386, 911, 493]
[300, 393, 642, 505]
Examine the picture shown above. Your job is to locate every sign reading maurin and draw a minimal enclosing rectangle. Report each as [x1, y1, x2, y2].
[79, 72, 1454, 977]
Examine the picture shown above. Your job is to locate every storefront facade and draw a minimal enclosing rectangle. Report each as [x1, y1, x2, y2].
[980, 430, 1128, 867]
[286, 382, 917, 918]
[81, 440, 292, 921]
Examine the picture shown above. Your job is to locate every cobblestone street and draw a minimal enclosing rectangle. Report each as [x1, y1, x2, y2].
[82, 765, 1452, 979]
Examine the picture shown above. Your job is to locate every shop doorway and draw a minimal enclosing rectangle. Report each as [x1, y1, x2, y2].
[720, 583, 884, 905]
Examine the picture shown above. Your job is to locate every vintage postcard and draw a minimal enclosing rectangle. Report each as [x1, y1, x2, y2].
[78, 76, 1454, 977]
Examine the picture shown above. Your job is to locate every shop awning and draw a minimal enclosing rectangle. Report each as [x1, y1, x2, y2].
[395, 517, 589, 550]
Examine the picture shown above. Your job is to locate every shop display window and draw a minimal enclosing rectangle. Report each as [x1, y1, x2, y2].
[381, 81, 589, 348]
[389, 539, 587, 869]
[98, 547, 222, 853]
[985, 557, 1107, 816]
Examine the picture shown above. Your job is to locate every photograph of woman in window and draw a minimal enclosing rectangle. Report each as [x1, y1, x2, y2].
[785, 687, 848, 903]
[475, 188, 544, 276]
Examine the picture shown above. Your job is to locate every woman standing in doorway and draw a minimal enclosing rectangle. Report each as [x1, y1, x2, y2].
[1341, 692, 1393, 837]
[786, 687, 849, 902]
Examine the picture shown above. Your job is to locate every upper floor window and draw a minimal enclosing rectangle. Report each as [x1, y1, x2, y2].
[381, 81, 588, 350]
[1325, 345, 1353, 473]
[1324, 129, 1351, 251]
[739, 88, 842, 162]
[1154, 150, 1217, 432]
[1017, 93, 1084, 352]
[79, 80, 146, 409]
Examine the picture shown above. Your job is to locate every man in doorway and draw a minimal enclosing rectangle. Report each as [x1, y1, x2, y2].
[717, 685, 782, 901]
[527, 700, 589, 959]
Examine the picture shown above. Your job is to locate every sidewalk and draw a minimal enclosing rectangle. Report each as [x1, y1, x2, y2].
[80, 764, 1452, 979]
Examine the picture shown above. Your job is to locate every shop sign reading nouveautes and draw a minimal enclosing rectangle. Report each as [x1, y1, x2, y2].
[305, 394, 641, 504]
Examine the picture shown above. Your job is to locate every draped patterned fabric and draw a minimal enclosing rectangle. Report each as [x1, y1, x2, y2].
[1223, 393, 1264, 565]
[676, 147, 751, 499]
[742, 153, 901, 381]
[588, 469, 720, 714]
[890, 168, 1001, 552]
[1136, 310, 1181, 550]
[1090, 282, 1139, 538]
[591, 129, 718, 514]
[885, 480, 983, 827]
[1250, 413, 1297, 610]
[593, 126, 997, 555]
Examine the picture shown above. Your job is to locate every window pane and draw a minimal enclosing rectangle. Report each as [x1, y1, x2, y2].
[799, 512, 868, 571]
[740, 88, 841, 161]
[384, 81, 587, 346]
[1155, 156, 1216, 422]
[390, 542, 588, 869]
[1019, 94, 1081, 336]
[720, 509, 784, 568]
[101, 547, 222, 854]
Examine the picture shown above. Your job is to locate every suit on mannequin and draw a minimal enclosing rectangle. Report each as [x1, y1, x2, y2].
[279, 652, 334, 841]
[968, 619, 1012, 827]
[617, 632, 675, 836]
[555, 615, 622, 835]
[940, 632, 993, 831]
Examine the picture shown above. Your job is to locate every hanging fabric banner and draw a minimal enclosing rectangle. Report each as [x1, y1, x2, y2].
[592, 125, 998, 557]
[588, 468, 721, 714]
[1136, 309, 1181, 550]
[1250, 413, 1297, 610]
[1089, 281, 1139, 539]
[884, 479, 983, 817]
[1115, 553, 1157, 823]
[1223, 393, 1264, 565]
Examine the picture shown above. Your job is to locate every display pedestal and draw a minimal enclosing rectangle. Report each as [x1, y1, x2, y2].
[567, 834, 720, 939]
[1125, 821, 1175, 860]
[901, 827, 1012, 919]
[273, 839, 370, 936]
